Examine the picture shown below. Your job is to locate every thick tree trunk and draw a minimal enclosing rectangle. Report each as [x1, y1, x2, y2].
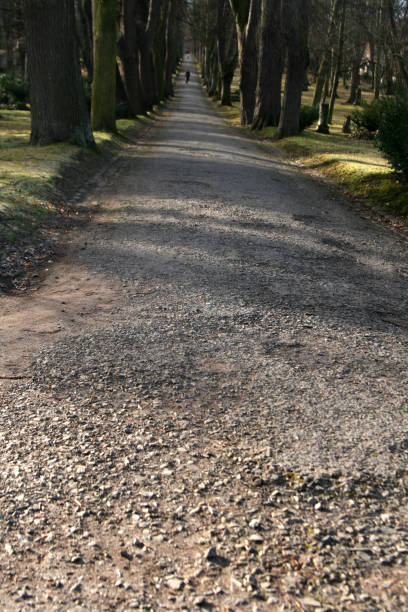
[217, 0, 237, 106]
[91, 0, 117, 132]
[252, 0, 283, 130]
[347, 53, 361, 104]
[118, 0, 145, 116]
[75, 0, 93, 79]
[23, 0, 94, 146]
[136, 0, 161, 111]
[275, 0, 310, 139]
[230, 0, 260, 125]
[387, 0, 408, 90]
[139, 43, 158, 110]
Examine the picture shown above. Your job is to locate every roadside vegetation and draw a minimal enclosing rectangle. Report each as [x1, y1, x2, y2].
[0, 108, 157, 291]
[193, 0, 408, 222]
[0, 109, 154, 245]
[214, 78, 408, 220]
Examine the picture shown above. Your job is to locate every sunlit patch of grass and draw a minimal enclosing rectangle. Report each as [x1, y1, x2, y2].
[0, 110, 153, 247]
[211, 79, 407, 221]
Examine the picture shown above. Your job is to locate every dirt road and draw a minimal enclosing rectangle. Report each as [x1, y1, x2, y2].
[1, 60, 408, 610]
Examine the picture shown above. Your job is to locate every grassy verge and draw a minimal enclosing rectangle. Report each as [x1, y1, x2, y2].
[0, 110, 154, 244]
[213, 81, 408, 221]
[0, 109, 157, 291]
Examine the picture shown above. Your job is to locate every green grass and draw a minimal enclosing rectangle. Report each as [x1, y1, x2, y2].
[213, 80, 408, 220]
[0, 110, 153, 245]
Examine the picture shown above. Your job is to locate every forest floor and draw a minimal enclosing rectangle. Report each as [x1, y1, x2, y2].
[0, 60, 408, 610]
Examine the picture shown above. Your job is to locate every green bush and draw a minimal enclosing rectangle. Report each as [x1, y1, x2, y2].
[0, 73, 28, 108]
[376, 96, 408, 181]
[350, 98, 388, 137]
[299, 104, 319, 132]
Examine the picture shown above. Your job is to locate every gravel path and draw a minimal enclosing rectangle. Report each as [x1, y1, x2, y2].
[1, 62, 408, 610]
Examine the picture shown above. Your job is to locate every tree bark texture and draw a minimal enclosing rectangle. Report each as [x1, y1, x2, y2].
[275, 0, 310, 139]
[75, 0, 93, 79]
[230, 0, 260, 125]
[23, 0, 94, 146]
[252, 0, 283, 129]
[387, 0, 408, 90]
[118, 0, 145, 116]
[91, 0, 117, 132]
[217, 0, 237, 106]
[136, 0, 161, 111]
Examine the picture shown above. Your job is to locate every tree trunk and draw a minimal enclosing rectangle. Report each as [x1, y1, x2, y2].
[75, 0, 93, 79]
[312, 0, 341, 107]
[136, 0, 161, 111]
[252, 0, 283, 130]
[346, 53, 361, 104]
[275, 0, 310, 139]
[373, 0, 384, 100]
[118, 0, 145, 116]
[164, 0, 175, 98]
[91, 0, 117, 132]
[23, 0, 94, 146]
[217, 0, 237, 106]
[387, 0, 408, 90]
[230, 0, 260, 125]
[328, 0, 346, 123]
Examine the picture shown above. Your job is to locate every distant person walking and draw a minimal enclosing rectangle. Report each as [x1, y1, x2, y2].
[185, 70, 190, 84]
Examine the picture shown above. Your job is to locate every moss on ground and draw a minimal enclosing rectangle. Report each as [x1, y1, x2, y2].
[0, 110, 154, 248]
[213, 82, 408, 221]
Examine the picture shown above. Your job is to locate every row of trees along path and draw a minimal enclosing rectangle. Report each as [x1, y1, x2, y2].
[22, 0, 183, 145]
[15, 1, 408, 147]
[1, 58, 408, 609]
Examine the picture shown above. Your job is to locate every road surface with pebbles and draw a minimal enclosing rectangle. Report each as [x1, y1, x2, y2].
[1, 60, 408, 610]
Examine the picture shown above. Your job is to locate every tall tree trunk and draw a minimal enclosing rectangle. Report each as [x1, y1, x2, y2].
[91, 0, 117, 132]
[252, 0, 283, 129]
[312, 0, 341, 106]
[328, 0, 346, 123]
[23, 0, 94, 146]
[164, 0, 175, 98]
[75, 0, 93, 79]
[373, 0, 384, 99]
[137, 0, 161, 111]
[230, 0, 260, 125]
[118, 0, 145, 116]
[387, 0, 408, 90]
[217, 0, 237, 106]
[275, 0, 310, 139]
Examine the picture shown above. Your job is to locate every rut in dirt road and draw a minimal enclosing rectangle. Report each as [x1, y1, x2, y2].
[1, 61, 408, 610]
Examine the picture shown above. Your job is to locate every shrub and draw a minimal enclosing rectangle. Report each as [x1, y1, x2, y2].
[376, 96, 408, 181]
[350, 98, 388, 137]
[0, 73, 28, 108]
[299, 104, 319, 132]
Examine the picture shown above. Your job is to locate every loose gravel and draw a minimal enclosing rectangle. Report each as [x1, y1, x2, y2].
[0, 62, 408, 610]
